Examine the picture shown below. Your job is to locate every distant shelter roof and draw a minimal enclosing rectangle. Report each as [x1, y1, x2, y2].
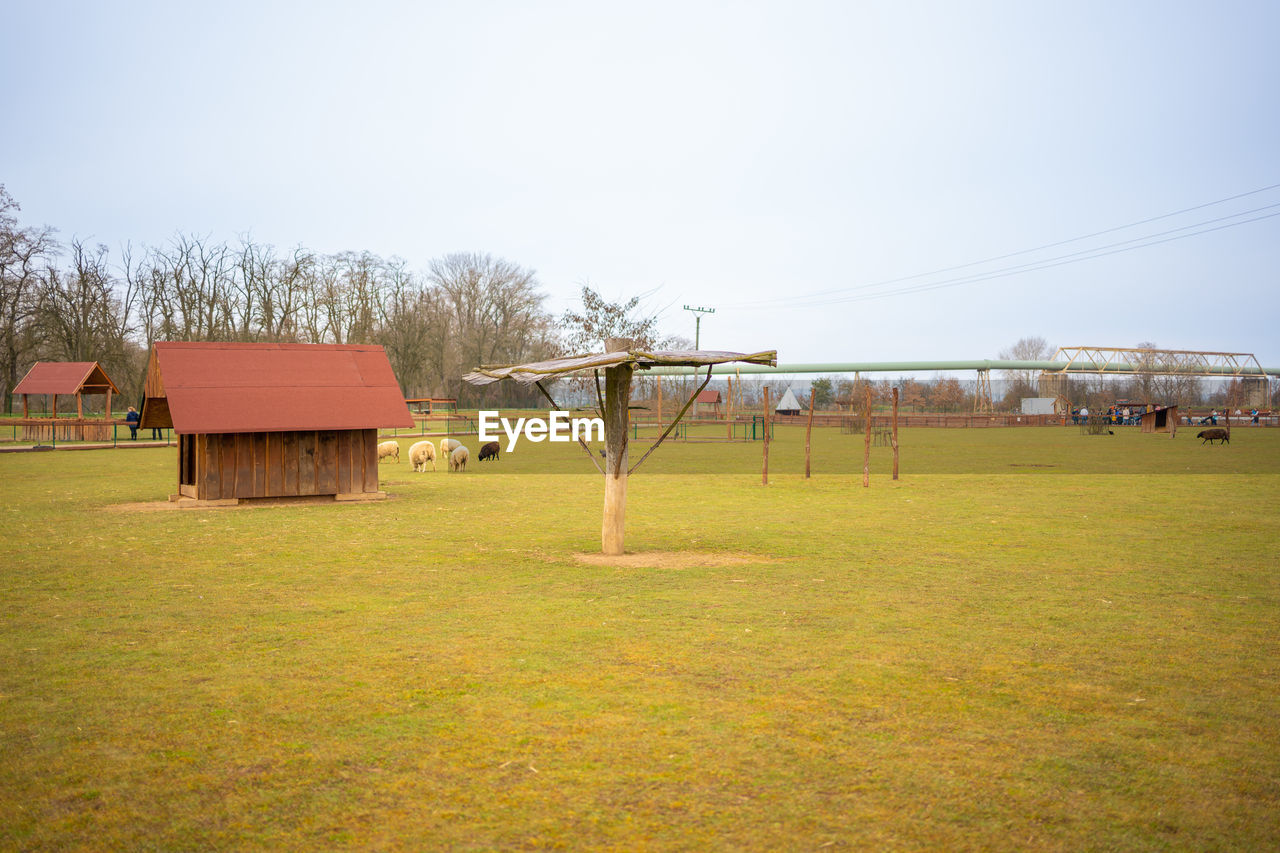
[145, 342, 413, 434]
[14, 361, 120, 396]
[775, 387, 802, 412]
[464, 349, 777, 386]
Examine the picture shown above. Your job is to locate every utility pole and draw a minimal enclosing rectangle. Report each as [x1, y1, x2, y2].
[682, 305, 715, 349]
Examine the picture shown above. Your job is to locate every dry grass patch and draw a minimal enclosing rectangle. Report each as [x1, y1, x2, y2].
[2, 429, 1278, 850]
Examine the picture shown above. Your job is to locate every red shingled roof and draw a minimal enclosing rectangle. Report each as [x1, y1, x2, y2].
[148, 342, 413, 434]
[695, 389, 721, 404]
[14, 362, 120, 396]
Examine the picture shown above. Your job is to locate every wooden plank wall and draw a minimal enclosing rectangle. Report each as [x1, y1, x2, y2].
[188, 428, 379, 500]
[15, 420, 115, 442]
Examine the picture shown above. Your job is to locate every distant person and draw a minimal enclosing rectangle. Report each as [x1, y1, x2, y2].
[1251, 408, 1260, 424]
[125, 406, 140, 440]
[1079, 405, 1089, 421]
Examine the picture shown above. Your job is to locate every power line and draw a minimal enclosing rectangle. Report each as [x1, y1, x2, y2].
[728, 182, 1280, 310]
[774, 208, 1280, 309]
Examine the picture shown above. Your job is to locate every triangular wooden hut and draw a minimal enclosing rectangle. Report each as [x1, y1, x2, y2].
[465, 340, 776, 554]
[141, 342, 413, 504]
[774, 387, 802, 416]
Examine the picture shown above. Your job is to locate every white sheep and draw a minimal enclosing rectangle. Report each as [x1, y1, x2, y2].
[439, 438, 459, 460]
[449, 444, 469, 472]
[377, 440, 400, 463]
[408, 440, 436, 472]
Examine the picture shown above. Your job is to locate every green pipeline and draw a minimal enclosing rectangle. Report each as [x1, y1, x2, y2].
[647, 360, 1280, 377]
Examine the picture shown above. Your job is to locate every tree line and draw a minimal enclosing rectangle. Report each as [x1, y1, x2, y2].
[2, 185, 595, 412]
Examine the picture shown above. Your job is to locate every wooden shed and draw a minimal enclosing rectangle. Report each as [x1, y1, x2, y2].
[140, 342, 413, 504]
[12, 361, 121, 441]
[1140, 405, 1179, 435]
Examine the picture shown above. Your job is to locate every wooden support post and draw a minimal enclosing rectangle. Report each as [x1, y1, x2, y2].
[726, 377, 734, 440]
[891, 387, 900, 481]
[656, 376, 663, 429]
[804, 384, 814, 479]
[601, 344, 634, 555]
[863, 385, 872, 488]
[762, 386, 770, 486]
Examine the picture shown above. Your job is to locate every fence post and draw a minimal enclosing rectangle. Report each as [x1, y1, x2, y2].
[762, 386, 770, 486]
[892, 387, 900, 480]
[804, 387, 814, 479]
[862, 386, 872, 488]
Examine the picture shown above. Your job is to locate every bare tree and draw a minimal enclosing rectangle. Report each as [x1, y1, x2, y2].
[34, 239, 141, 407]
[927, 377, 967, 412]
[0, 186, 58, 411]
[37, 240, 119, 362]
[428, 252, 554, 404]
[998, 336, 1053, 407]
[142, 234, 236, 340]
[559, 285, 671, 353]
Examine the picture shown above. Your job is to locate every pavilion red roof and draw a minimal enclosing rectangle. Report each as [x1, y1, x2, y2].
[695, 389, 721, 404]
[145, 342, 413, 434]
[13, 362, 120, 396]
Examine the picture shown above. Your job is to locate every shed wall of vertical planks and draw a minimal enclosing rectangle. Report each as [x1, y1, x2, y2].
[177, 428, 380, 501]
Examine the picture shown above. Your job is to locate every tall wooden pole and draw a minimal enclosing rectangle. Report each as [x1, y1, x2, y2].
[602, 341, 634, 555]
[891, 386, 900, 481]
[762, 386, 770, 486]
[804, 384, 814, 479]
[726, 377, 733, 440]
[656, 376, 663, 429]
[863, 385, 872, 488]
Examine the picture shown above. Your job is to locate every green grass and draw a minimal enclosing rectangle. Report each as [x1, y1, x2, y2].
[2, 426, 1278, 850]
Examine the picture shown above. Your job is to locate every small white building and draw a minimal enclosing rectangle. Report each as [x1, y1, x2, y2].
[1020, 397, 1056, 416]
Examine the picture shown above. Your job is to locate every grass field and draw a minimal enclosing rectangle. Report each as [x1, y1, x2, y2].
[2, 425, 1278, 850]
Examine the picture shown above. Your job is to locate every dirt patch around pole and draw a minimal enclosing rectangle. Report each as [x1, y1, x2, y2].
[573, 550, 770, 569]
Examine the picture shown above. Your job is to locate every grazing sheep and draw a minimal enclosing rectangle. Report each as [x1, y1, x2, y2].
[440, 438, 460, 460]
[478, 441, 500, 462]
[377, 440, 400, 463]
[449, 444, 469, 472]
[1197, 427, 1230, 445]
[409, 440, 437, 472]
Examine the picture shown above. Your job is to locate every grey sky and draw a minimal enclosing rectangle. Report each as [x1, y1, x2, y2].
[4, 1, 1277, 367]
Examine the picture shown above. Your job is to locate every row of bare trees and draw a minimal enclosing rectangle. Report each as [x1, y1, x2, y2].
[2, 185, 567, 411]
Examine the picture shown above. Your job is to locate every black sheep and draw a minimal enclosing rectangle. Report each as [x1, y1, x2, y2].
[1196, 428, 1230, 445]
[478, 441, 500, 461]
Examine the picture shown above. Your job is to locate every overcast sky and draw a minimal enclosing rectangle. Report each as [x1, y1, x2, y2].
[4, 1, 1278, 368]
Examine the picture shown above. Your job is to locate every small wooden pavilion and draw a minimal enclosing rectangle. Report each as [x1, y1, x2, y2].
[12, 361, 121, 441]
[465, 340, 775, 554]
[140, 342, 413, 504]
[694, 388, 721, 418]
